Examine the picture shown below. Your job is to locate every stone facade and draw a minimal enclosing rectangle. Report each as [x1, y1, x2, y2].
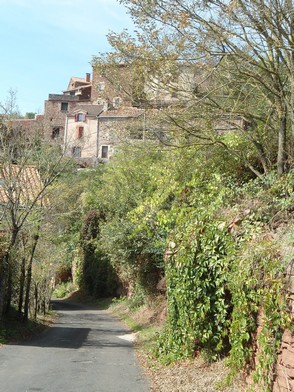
[43, 73, 93, 144]
[64, 105, 145, 165]
[91, 64, 133, 108]
[44, 94, 80, 143]
[97, 108, 145, 161]
[64, 104, 103, 166]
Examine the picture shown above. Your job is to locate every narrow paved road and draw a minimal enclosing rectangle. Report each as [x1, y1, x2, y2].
[0, 300, 149, 392]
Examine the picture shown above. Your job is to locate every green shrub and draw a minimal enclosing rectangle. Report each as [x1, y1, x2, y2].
[53, 282, 76, 298]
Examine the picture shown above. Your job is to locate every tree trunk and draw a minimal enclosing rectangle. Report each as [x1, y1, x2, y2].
[34, 283, 38, 320]
[18, 257, 26, 317]
[277, 111, 287, 176]
[23, 232, 40, 322]
[5, 266, 13, 315]
[0, 228, 18, 320]
[0, 253, 9, 320]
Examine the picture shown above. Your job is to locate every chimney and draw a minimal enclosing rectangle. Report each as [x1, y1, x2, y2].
[86, 73, 91, 83]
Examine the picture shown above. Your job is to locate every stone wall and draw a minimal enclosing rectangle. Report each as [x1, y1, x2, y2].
[44, 95, 80, 142]
[91, 66, 133, 107]
[273, 272, 294, 392]
[273, 329, 294, 391]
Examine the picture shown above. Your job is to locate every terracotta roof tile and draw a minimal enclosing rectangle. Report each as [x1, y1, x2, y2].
[0, 165, 48, 208]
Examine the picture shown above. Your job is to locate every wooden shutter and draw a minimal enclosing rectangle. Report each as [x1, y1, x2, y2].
[77, 127, 84, 139]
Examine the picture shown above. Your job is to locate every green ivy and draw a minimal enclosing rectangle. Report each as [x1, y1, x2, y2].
[227, 239, 290, 390]
[155, 212, 234, 362]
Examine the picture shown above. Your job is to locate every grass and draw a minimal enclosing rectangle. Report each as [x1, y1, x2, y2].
[109, 297, 164, 353]
[52, 281, 78, 299]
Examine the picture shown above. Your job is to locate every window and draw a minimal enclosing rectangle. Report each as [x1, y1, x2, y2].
[52, 127, 60, 139]
[97, 82, 105, 91]
[101, 145, 109, 159]
[61, 102, 68, 111]
[74, 113, 86, 122]
[77, 126, 84, 139]
[113, 97, 121, 108]
[72, 146, 81, 158]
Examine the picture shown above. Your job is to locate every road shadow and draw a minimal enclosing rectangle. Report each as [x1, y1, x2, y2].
[10, 299, 134, 350]
[51, 292, 113, 311]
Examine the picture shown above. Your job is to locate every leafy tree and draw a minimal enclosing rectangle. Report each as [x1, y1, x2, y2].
[80, 210, 118, 298]
[84, 146, 168, 298]
[0, 120, 72, 320]
[25, 112, 36, 119]
[93, 0, 294, 176]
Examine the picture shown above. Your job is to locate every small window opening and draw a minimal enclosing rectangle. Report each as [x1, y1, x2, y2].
[113, 97, 121, 108]
[61, 102, 68, 111]
[52, 127, 60, 139]
[72, 146, 81, 158]
[98, 82, 105, 91]
[101, 145, 109, 159]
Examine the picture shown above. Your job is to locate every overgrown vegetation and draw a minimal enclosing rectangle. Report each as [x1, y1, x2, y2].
[1, 1, 294, 390]
[61, 142, 292, 390]
[0, 119, 75, 324]
[84, 0, 294, 388]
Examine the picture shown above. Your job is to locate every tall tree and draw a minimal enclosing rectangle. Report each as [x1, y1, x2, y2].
[93, 0, 294, 175]
[0, 120, 71, 319]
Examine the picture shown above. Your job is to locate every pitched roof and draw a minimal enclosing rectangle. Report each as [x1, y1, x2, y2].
[99, 107, 145, 118]
[0, 165, 48, 208]
[68, 104, 104, 116]
[67, 77, 90, 91]
[63, 84, 91, 93]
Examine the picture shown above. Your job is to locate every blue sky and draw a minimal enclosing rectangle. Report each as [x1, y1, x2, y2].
[0, 0, 133, 115]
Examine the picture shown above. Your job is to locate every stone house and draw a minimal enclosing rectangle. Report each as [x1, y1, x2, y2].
[10, 65, 203, 165]
[64, 104, 103, 166]
[43, 73, 92, 144]
[9, 62, 244, 166]
[96, 107, 145, 160]
[64, 103, 145, 166]
[91, 64, 133, 108]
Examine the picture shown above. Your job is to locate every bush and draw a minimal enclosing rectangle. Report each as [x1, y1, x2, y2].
[52, 282, 77, 299]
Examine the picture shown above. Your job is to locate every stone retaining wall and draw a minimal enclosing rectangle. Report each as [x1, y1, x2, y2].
[272, 271, 294, 392]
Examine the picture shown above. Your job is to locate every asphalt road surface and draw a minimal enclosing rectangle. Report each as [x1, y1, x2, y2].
[0, 300, 149, 392]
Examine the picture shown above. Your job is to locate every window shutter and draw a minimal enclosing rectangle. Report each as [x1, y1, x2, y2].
[74, 114, 78, 122]
[77, 127, 83, 139]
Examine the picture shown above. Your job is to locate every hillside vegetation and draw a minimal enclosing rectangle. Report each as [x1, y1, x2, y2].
[1, 1, 294, 390]
[55, 140, 293, 390]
